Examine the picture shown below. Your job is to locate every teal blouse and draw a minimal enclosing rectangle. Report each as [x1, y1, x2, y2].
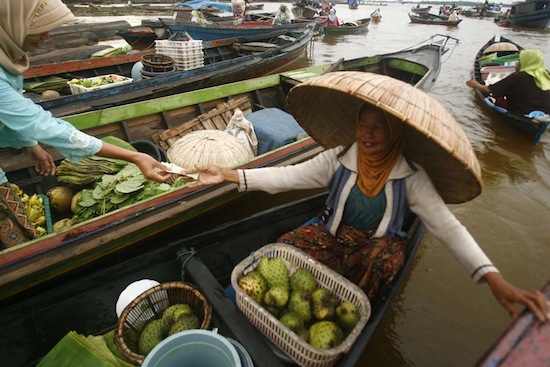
[341, 183, 386, 230]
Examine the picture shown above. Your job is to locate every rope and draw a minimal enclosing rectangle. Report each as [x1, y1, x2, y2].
[177, 247, 197, 281]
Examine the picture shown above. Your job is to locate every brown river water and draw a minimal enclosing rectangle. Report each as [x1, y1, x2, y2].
[84, 3, 550, 366]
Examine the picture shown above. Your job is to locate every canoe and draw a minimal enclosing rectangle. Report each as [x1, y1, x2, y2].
[475, 280, 550, 366]
[28, 27, 315, 117]
[470, 35, 549, 143]
[410, 5, 432, 14]
[0, 34, 457, 303]
[508, 0, 550, 29]
[291, 4, 319, 19]
[1, 192, 426, 367]
[161, 16, 316, 41]
[408, 13, 462, 26]
[323, 18, 371, 35]
[115, 26, 169, 51]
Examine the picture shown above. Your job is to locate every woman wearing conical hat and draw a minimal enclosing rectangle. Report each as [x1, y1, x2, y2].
[466, 49, 550, 115]
[184, 72, 550, 321]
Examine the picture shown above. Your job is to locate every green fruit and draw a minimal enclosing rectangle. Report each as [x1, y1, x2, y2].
[138, 319, 165, 356]
[264, 285, 289, 309]
[238, 270, 268, 304]
[279, 312, 304, 332]
[311, 288, 338, 321]
[162, 304, 193, 333]
[288, 290, 312, 323]
[309, 321, 344, 350]
[257, 256, 290, 289]
[168, 313, 200, 336]
[335, 301, 361, 330]
[290, 268, 317, 294]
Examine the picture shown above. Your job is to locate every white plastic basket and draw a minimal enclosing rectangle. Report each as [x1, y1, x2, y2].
[67, 74, 132, 95]
[231, 243, 371, 367]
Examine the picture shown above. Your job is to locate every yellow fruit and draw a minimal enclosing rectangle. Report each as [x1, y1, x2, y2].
[47, 186, 75, 213]
[53, 218, 73, 232]
[71, 191, 83, 213]
[41, 90, 61, 101]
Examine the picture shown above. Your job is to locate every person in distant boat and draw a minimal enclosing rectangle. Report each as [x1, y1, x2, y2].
[191, 10, 212, 25]
[448, 10, 459, 21]
[320, 0, 331, 16]
[466, 49, 550, 115]
[272, 4, 292, 25]
[317, 7, 340, 26]
[0, 0, 171, 245]
[232, 0, 247, 25]
[183, 75, 550, 321]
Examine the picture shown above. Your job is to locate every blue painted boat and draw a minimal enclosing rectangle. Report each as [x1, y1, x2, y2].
[508, 0, 550, 29]
[471, 35, 550, 144]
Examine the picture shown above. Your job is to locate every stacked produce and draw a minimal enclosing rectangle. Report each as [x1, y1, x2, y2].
[56, 156, 128, 186]
[22, 193, 48, 237]
[138, 303, 201, 356]
[237, 256, 361, 350]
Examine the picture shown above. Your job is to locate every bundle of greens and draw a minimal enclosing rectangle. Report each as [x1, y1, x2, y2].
[56, 156, 128, 187]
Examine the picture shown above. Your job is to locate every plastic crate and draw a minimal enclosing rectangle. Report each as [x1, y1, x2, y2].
[67, 74, 132, 95]
[231, 243, 371, 367]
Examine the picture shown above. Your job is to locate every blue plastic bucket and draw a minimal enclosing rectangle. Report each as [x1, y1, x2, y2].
[142, 329, 241, 367]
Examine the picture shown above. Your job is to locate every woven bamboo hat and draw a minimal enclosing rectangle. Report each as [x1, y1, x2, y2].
[287, 71, 482, 204]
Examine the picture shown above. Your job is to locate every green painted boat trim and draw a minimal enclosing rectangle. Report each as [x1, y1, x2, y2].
[386, 58, 429, 76]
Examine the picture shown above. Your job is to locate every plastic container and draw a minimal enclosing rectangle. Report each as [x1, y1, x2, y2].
[68, 74, 132, 95]
[37, 194, 53, 234]
[231, 243, 371, 367]
[142, 329, 241, 367]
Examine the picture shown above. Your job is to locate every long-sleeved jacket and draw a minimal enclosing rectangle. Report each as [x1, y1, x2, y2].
[0, 65, 101, 184]
[237, 143, 498, 282]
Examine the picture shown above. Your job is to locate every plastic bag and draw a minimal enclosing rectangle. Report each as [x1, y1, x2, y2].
[224, 108, 258, 158]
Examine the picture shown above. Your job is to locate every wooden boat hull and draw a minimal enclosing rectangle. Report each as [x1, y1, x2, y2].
[30, 28, 315, 117]
[471, 35, 549, 143]
[291, 5, 319, 19]
[0, 192, 426, 367]
[323, 18, 371, 35]
[509, 0, 550, 29]
[475, 280, 550, 366]
[1, 34, 456, 302]
[411, 6, 432, 14]
[408, 13, 462, 26]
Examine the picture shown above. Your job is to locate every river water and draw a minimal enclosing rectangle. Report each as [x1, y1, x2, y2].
[85, 3, 550, 366]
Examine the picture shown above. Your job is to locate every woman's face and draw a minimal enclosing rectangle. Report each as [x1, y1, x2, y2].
[23, 32, 50, 53]
[356, 106, 391, 155]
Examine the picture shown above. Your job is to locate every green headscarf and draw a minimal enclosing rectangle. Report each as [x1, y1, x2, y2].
[519, 50, 550, 91]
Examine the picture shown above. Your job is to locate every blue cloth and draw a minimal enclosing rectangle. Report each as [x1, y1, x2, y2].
[175, 0, 232, 12]
[245, 108, 306, 155]
[0, 65, 102, 184]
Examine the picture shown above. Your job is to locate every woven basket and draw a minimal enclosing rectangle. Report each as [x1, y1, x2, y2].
[287, 71, 482, 204]
[141, 53, 174, 72]
[166, 130, 251, 169]
[114, 281, 212, 365]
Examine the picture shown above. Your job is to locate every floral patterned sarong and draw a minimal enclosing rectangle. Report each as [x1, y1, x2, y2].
[278, 222, 405, 302]
[0, 183, 36, 249]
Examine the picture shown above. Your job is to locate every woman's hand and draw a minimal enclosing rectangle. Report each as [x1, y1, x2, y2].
[184, 164, 239, 185]
[133, 153, 172, 183]
[26, 144, 55, 176]
[483, 272, 550, 322]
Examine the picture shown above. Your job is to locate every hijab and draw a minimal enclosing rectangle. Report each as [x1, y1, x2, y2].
[0, 0, 74, 75]
[356, 104, 403, 198]
[519, 49, 550, 91]
[328, 8, 337, 22]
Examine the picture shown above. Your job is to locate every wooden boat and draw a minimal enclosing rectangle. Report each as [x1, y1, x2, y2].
[0, 34, 456, 304]
[508, 0, 550, 29]
[370, 9, 382, 22]
[161, 16, 315, 41]
[28, 28, 315, 117]
[1, 192, 426, 367]
[470, 35, 549, 143]
[291, 3, 319, 19]
[115, 25, 170, 51]
[410, 5, 432, 14]
[348, 0, 359, 10]
[323, 18, 371, 35]
[408, 13, 462, 26]
[475, 280, 550, 366]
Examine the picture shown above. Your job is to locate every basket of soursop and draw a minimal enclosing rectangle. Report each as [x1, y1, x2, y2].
[231, 243, 371, 367]
[114, 281, 212, 365]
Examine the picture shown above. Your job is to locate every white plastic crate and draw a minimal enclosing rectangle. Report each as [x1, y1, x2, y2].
[231, 243, 371, 367]
[155, 39, 205, 71]
[67, 74, 132, 95]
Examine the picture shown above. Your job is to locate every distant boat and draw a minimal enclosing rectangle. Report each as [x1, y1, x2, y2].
[408, 13, 462, 26]
[115, 25, 169, 51]
[410, 5, 432, 15]
[508, 0, 550, 29]
[322, 18, 371, 35]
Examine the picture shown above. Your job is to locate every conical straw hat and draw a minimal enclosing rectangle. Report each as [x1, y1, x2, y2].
[287, 71, 482, 204]
[167, 130, 250, 169]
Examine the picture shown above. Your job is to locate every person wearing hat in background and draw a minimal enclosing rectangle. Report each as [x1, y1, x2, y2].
[466, 49, 550, 116]
[0, 0, 171, 245]
[272, 4, 292, 25]
[183, 72, 550, 321]
[317, 7, 340, 27]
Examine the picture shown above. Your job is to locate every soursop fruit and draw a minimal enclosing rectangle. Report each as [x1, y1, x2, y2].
[309, 321, 344, 350]
[257, 256, 289, 289]
[264, 285, 290, 309]
[311, 288, 338, 321]
[138, 319, 165, 355]
[168, 313, 200, 336]
[238, 270, 268, 304]
[290, 268, 317, 294]
[161, 303, 193, 332]
[288, 290, 312, 323]
[335, 301, 361, 330]
[279, 312, 304, 332]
